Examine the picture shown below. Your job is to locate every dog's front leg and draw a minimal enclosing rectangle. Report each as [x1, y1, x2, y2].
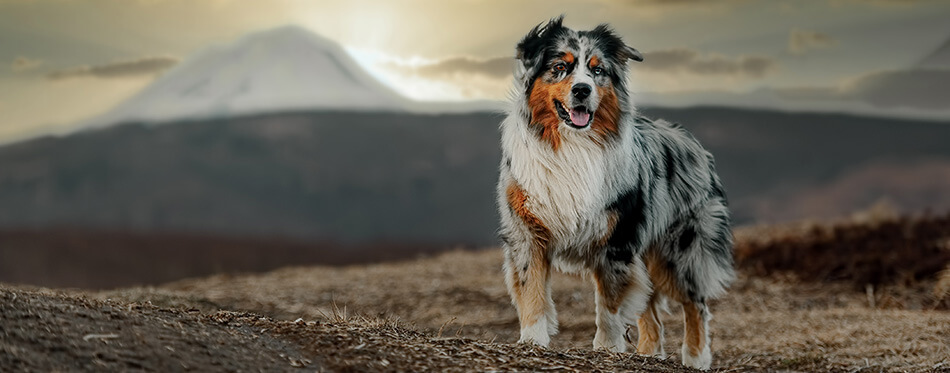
[592, 250, 651, 352]
[503, 182, 557, 346]
[503, 237, 556, 346]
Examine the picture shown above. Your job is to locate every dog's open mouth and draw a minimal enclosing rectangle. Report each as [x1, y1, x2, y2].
[554, 100, 593, 129]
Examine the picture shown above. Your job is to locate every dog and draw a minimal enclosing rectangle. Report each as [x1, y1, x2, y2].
[496, 16, 735, 370]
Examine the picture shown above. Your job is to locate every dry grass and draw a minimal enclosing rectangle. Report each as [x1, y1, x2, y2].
[5, 214, 949, 372]
[98, 245, 946, 372]
[1, 286, 694, 372]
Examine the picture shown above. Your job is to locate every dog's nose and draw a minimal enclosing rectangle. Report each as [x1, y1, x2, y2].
[572, 84, 592, 100]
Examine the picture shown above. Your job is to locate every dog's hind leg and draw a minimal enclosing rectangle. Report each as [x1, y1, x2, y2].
[653, 200, 734, 370]
[635, 291, 666, 357]
[681, 299, 711, 369]
[646, 246, 713, 369]
[592, 252, 650, 352]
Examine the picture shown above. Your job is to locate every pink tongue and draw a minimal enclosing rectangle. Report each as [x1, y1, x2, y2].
[569, 108, 590, 127]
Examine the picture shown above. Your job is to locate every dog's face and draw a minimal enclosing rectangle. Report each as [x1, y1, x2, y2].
[516, 17, 641, 142]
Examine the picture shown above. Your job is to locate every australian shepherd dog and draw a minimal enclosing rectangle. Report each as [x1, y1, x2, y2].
[497, 16, 735, 370]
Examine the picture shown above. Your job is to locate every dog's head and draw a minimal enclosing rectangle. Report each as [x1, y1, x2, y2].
[516, 16, 641, 141]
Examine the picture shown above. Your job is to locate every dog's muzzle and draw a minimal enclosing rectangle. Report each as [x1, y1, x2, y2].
[554, 83, 594, 128]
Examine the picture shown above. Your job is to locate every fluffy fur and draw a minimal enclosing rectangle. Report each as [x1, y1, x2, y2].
[497, 17, 735, 370]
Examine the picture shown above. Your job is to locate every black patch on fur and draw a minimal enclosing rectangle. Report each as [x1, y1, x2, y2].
[681, 269, 698, 300]
[555, 51, 578, 74]
[606, 245, 633, 264]
[606, 188, 646, 254]
[649, 160, 661, 184]
[679, 226, 696, 252]
[517, 16, 568, 97]
[578, 24, 636, 93]
[662, 143, 676, 185]
[566, 37, 580, 50]
[517, 16, 565, 65]
[499, 233, 512, 246]
[686, 151, 698, 166]
[710, 178, 726, 201]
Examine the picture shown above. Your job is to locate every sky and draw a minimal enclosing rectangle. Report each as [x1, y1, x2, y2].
[1, 0, 949, 143]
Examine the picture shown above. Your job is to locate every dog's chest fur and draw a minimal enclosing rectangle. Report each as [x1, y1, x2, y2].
[504, 125, 637, 258]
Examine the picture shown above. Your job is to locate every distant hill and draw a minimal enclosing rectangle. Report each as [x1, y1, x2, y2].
[0, 111, 504, 245]
[0, 107, 949, 246]
[643, 107, 950, 222]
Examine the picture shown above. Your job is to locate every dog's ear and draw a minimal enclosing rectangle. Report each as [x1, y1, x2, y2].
[589, 24, 643, 63]
[622, 45, 644, 63]
[516, 16, 565, 76]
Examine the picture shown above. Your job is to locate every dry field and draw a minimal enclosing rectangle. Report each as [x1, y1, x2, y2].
[2, 214, 949, 372]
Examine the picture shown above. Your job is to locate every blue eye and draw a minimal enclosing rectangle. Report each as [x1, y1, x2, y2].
[592, 67, 604, 76]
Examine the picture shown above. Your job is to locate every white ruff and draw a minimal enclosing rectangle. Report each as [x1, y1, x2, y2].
[499, 112, 639, 271]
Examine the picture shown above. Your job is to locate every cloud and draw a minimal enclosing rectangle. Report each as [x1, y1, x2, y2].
[776, 68, 950, 110]
[841, 68, 950, 109]
[628, 0, 740, 4]
[47, 56, 179, 80]
[640, 48, 777, 78]
[10, 56, 43, 72]
[788, 29, 836, 55]
[832, 0, 934, 7]
[390, 56, 514, 80]
[616, 0, 749, 8]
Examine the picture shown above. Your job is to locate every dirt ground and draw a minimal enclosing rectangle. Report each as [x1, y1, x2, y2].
[2, 248, 946, 372]
[2, 216, 950, 372]
[0, 284, 694, 372]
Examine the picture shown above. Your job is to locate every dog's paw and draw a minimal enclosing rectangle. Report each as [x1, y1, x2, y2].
[681, 343, 711, 370]
[518, 320, 551, 347]
[593, 331, 627, 353]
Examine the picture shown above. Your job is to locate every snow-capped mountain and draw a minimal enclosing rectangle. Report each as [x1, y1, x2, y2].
[82, 26, 413, 128]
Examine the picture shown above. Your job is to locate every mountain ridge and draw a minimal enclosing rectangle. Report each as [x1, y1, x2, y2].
[1, 107, 949, 246]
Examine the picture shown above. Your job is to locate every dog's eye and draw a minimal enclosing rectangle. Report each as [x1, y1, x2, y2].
[553, 63, 567, 72]
[592, 67, 604, 76]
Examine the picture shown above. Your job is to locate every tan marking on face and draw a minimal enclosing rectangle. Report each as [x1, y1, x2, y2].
[527, 54, 577, 151]
[563, 52, 575, 64]
[592, 83, 621, 144]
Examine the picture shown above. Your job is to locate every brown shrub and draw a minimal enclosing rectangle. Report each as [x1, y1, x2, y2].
[0, 228, 454, 289]
[735, 213, 950, 289]
[935, 264, 950, 308]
